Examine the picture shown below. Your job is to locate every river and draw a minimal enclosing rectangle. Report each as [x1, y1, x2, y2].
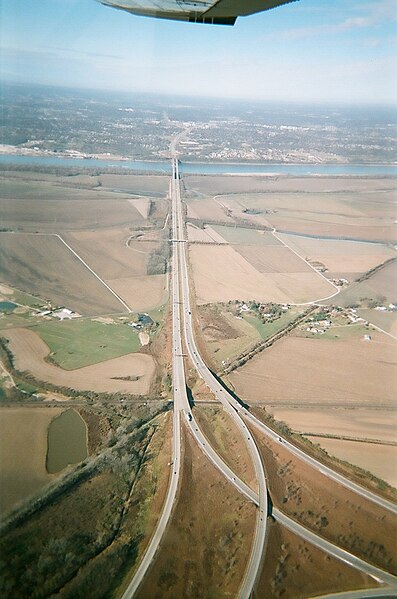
[0, 154, 396, 176]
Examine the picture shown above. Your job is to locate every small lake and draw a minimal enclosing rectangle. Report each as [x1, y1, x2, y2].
[46, 409, 88, 474]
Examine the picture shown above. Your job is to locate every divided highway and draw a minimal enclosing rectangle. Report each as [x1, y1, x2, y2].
[122, 156, 396, 598]
[171, 158, 268, 598]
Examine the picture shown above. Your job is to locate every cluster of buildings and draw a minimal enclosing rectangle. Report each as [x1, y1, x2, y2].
[36, 306, 81, 320]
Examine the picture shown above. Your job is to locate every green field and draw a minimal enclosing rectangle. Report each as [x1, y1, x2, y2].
[211, 225, 279, 245]
[35, 319, 140, 370]
[243, 308, 301, 340]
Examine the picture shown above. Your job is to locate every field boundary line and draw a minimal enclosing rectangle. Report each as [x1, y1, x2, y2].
[0, 231, 133, 312]
[367, 322, 397, 341]
[271, 228, 341, 304]
[55, 234, 132, 313]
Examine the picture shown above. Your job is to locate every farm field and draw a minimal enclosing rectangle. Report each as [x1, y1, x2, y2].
[3, 328, 155, 394]
[184, 175, 397, 243]
[358, 309, 397, 336]
[187, 223, 227, 243]
[189, 244, 335, 304]
[98, 172, 169, 194]
[306, 437, 397, 488]
[63, 228, 160, 278]
[332, 259, 397, 307]
[0, 407, 63, 515]
[184, 174, 397, 196]
[0, 173, 151, 233]
[0, 233, 124, 315]
[35, 318, 141, 370]
[267, 407, 397, 443]
[229, 328, 397, 407]
[267, 405, 397, 487]
[210, 225, 278, 245]
[278, 233, 396, 280]
[236, 245, 313, 273]
[109, 274, 166, 310]
[187, 197, 235, 223]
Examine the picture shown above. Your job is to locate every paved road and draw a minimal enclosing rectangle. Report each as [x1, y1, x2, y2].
[273, 508, 397, 589]
[243, 411, 397, 515]
[172, 157, 397, 596]
[310, 590, 397, 599]
[172, 157, 269, 599]
[122, 157, 396, 598]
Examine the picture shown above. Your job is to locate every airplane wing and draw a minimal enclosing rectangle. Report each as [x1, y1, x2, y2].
[97, 0, 298, 26]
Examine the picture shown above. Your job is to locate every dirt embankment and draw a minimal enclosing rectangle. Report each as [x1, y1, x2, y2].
[137, 423, 256, 598]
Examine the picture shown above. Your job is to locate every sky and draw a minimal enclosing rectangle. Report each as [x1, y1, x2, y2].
[0, 0, 396, 104]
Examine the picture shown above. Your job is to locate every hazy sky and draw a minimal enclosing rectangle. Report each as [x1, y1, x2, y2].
[1, 0, 396, 103]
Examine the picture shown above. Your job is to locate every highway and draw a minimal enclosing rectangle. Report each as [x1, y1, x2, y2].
[119, 175, 183, 599]
[242, 411, 397, 516]
[122, 156, 396, 598]
[172, 157, 269, 598]
[170, 156, 397, 596]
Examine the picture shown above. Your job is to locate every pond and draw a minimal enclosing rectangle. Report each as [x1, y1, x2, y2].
[0, 301, 18, 313]
[46, 409, 88, 473]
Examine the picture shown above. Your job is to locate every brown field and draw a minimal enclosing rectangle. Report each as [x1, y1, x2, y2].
[359, 309, 397, 336]
[268, 406, 397, 487]
[334, 259, 397, 307]
[62, 229, 167, 311]
[0, 407, 63, 515]
[4, 328, 155, 394]
[236, 245, 313, 273]
[183, 176, 397, 242]
[0, 196, 145, 232]
[137, 424, 256, 598]
[278, 233, 396, 276]
[250, 423, 397, 573]
[128, 198, 150, 218]
[98, 173, 169, 194]
[0, 170, 168, 194]
[307, 437, 397, 488]
[255, 520, 376, 598]
[187, 197, 235, 223]
[63, 228, 157, 278]
[109, 274, 166, 310]
[187, 223, 228, 243]
[194, 405, 257, 491]
[0, 233, 124, 315]
[272, 217, 397, 244]
[268, 407, 397, 443]
[229, 329, 397, 406]
[189, 245, 334, 304]
[184, 175, 397, 196]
